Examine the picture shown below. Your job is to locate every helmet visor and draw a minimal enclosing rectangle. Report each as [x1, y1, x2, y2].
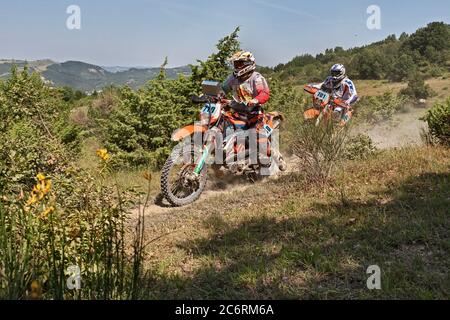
[234, 60, 246, 70]
[331, 69, 342, 77]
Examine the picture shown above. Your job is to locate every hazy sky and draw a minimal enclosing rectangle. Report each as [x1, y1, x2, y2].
[0, 0, 449, 67]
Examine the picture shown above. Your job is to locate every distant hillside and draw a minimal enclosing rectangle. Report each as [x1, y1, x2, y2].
[2, 22, 448, 92]
[0, 60, 191, 92]
[261, 22, 450, 84]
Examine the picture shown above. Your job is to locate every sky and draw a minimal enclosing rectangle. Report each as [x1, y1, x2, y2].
[0, 0, 449, 67]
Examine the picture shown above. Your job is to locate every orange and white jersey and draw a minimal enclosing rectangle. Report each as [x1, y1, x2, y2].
[222, 72, 270, 106]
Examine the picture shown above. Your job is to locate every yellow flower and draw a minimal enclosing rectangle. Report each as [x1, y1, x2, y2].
[96, 149, 110, 162]
[25, 174, 52, 208]
[40, 206, 55, 219]
[26, 194, 38, 206]
[43, 180, 52, 194]
[32, 183, 41, 193]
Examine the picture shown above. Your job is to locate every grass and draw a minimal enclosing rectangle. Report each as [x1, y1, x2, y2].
[141, 146, 450, 299]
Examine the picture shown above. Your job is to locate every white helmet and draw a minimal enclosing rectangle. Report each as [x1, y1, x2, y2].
[229, 51, 256, 79]
[330, 64, 346, 87]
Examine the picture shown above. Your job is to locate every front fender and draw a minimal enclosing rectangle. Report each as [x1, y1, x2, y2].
[171, 124, 207, 142]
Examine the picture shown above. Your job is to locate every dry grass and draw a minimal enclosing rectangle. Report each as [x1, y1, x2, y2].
[137, 146, 450, 299]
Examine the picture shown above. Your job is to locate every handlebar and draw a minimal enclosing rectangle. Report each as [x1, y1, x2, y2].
[192, 95, 260, 114]
[191, 94, 233, 105]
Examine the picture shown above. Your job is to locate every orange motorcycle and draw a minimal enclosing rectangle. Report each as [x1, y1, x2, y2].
[161, 80, 286, 207]
[303, 84, 353, 127]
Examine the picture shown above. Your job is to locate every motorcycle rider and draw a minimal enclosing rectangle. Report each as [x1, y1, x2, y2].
[221, 51, 287, 172]
[319, 64, 358, 126]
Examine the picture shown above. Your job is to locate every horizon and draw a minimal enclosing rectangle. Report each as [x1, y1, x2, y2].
[1, 0, 449, 68]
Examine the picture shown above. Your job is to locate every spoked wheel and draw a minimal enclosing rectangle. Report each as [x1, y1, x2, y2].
[161, 147, 208, 207]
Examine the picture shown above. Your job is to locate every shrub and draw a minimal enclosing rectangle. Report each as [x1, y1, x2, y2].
[421, 97, 450, 146]
[343, 134, 378, 160]
[292, 120, 350, 182]
[89, 86, 120, 120]
[355, 92, 407, 124]
[400, 74, 434, 100]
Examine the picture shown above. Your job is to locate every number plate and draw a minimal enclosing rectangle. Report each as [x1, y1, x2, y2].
[314, 90, 329, 101]
[264, 124, 273, 136]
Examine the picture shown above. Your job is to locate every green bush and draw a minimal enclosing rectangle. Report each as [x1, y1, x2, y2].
[355, 92, 407, 124]
[0, 67, 73, 194]
[343, 134, 378, 160]
[421, 98, 450, 146]
[400, 74, 434, 100]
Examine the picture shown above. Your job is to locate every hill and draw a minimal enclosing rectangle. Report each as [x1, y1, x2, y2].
[0, 59, 191, 92]
[261, 22, 450, 84]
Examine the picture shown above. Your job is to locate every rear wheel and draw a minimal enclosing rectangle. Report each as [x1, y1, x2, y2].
[161, 147, 208, 207]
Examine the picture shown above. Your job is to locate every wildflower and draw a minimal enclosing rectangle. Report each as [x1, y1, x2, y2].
[43, 179, 52, 194]
[142, 171, 152, 182]
[29, 280, 42, 300]
[32, 183, 42, 194]
[24, 174, 52, 210]
[96, 149, 110, 162]
[26, 194, 38, 206]
[40, 206, 55, 219]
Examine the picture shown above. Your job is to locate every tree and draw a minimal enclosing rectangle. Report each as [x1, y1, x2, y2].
[0, 66, 71, 193]
[399, 32, 409, 41]
[352, 49, 385, 79]
[388, 54, 416, 82]
[402, 22, 450, 63]
[190, 27, 241, 88]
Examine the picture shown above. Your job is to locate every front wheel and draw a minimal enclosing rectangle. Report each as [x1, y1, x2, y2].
[161, 148, 208, 207]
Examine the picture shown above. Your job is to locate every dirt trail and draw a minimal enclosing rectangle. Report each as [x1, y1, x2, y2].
[129, 157, 299, 223]
[354, 105, 428, 149]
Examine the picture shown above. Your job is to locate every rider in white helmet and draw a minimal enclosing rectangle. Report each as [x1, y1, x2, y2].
[320, 64, 358, 125]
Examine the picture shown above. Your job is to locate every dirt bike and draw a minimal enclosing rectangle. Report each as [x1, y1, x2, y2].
[303, 84, 353, 127]
[160, 80, 286, 207]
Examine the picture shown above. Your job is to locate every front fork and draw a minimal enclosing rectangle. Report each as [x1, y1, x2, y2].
[192, 129, 218, 176]
[193, 145, 210, 175]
